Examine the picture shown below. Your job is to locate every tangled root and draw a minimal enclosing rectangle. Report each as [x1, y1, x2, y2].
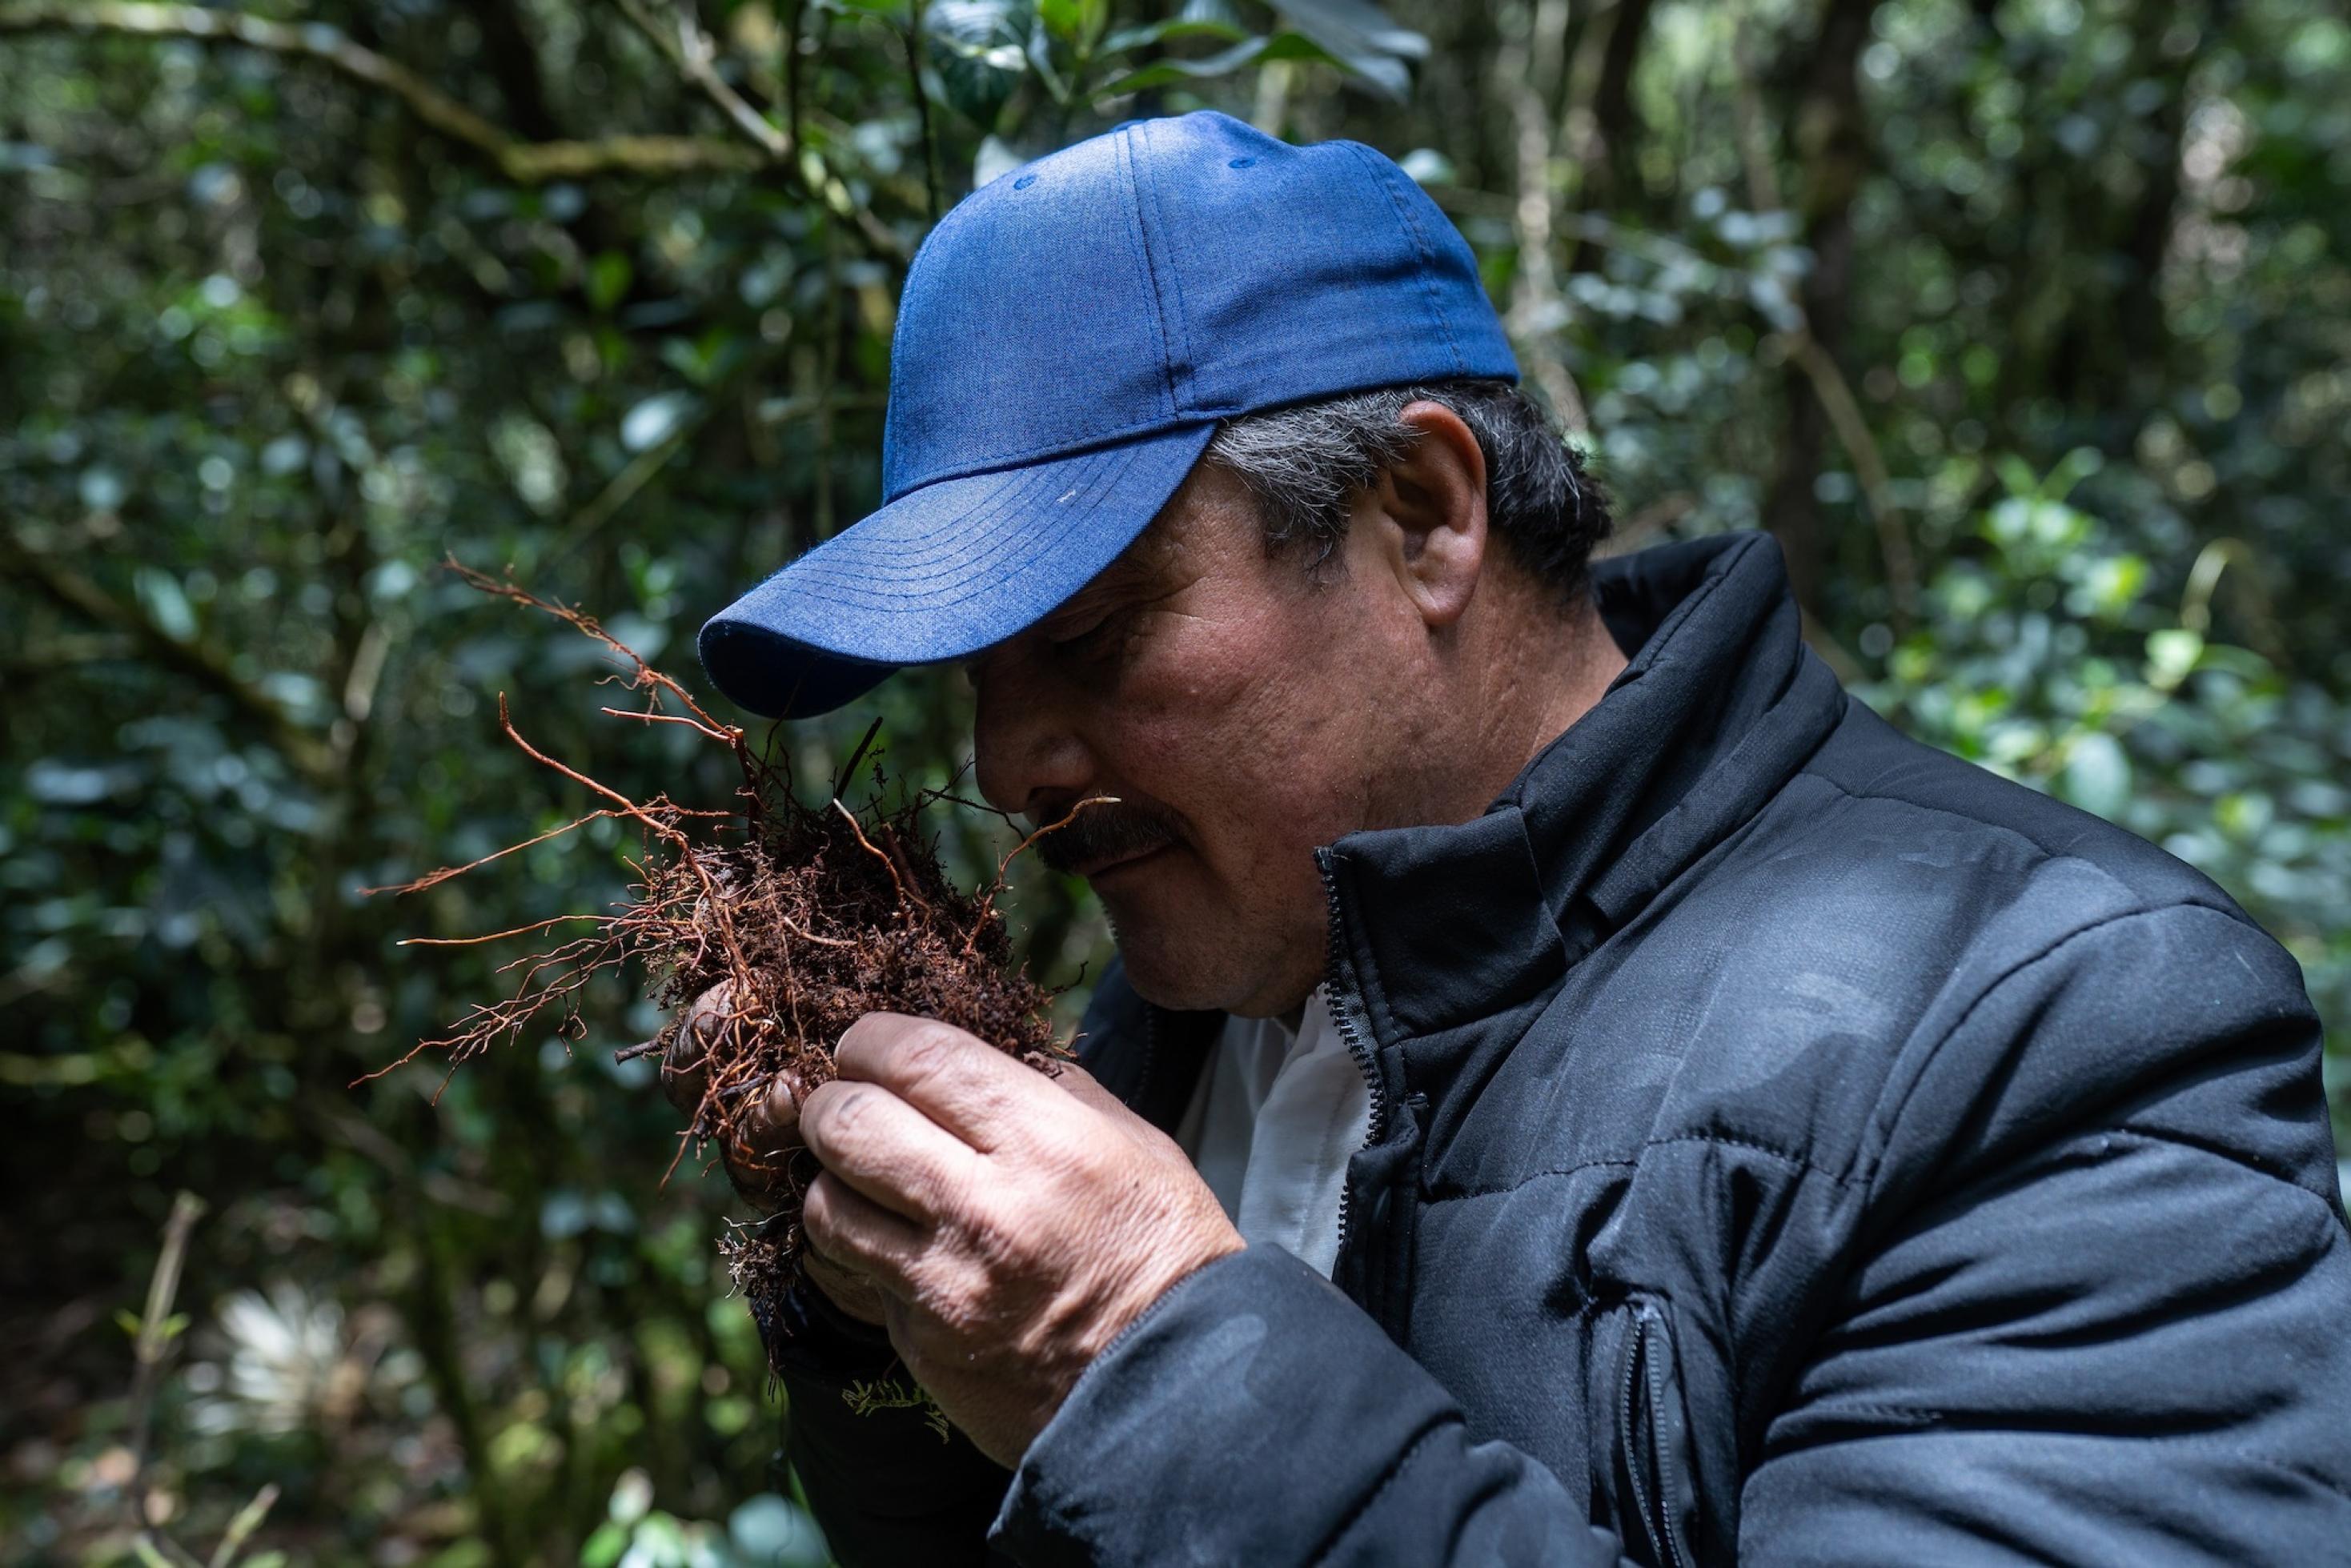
[367, 564, 1074, 1367]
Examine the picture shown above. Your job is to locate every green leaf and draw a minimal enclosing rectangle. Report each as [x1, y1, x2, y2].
[586, 252, 632, 315]
[2146, 628, 2205, 687]
[1099, 15, 1251, 54]
[621, 392, 695, 453]
[1087, 37, 1272, 100]
[925, 2, 1027, 127]
[134, 567, 197, 644]
[580, 1522, 628, 1568]
[2063, 732, 2133, 819]
[2046, 443, 2105, 499]
[660, 328, 743, 388]
[1037, 0, 1105, 43]
[1273, 0, 1428, 98]
[1993, 454, 2041, 499]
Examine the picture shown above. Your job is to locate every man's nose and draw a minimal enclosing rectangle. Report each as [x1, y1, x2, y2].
[970, 640, 1095, 820]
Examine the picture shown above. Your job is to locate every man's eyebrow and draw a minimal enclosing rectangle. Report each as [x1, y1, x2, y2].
[1037, 575, 1125, 632]
[1055, 552, 1156, 617]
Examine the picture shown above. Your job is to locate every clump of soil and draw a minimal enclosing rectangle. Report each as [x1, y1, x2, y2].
[367, 565, 1071, 1365]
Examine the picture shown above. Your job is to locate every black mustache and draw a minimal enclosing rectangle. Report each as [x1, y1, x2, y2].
[1031, 796, 1182, 875]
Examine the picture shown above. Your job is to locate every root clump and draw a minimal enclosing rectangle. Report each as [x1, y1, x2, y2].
[368, 566, 1069, 1367]
[648, 789, 1065, 1349]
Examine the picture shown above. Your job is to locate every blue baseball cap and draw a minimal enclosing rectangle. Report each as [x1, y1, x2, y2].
[698, 110, 1518, 718]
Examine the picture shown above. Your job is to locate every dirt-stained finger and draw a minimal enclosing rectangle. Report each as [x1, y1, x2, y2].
[800, 1245, 890, 1326]
[718, 1073, 812, 1212]
[800, 1171, 926, 1297]
[832, 1011, 1050, 1151]
[659, 981, 737, 1115]
[736, 1073, 804, 1149]
[655, 981, 828, 1211]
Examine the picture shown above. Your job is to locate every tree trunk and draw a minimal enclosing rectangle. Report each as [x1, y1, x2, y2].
[1589, 0, 1659, 211]
[1760, 0, 1880, 615]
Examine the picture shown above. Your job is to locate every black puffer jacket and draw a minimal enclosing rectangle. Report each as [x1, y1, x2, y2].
[769, 532, 2351, 1566]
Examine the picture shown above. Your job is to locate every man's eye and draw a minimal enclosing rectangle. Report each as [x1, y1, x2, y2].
[1050, 609, 1129, 660]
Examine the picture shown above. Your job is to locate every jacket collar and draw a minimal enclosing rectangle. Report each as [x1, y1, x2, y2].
[1097, 531, 1849, 1129]
[1321, 531, 1848, 1049]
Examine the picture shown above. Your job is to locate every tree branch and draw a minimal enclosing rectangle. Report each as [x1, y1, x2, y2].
[600, 0, 910, 258]
[0, 529, 339, 784]
[1498, 37, 1591, 433]
[905, 0, 941, 219]
[123, 1192, 206, 1549]
[610, 0, 791, 159]
[1783, 331, 1917, 616]
[0, 2, 760, 181]
[1728, 1, 1916, 624]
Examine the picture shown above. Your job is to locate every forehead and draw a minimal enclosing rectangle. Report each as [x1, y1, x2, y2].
[1097, 459, 1254, 587]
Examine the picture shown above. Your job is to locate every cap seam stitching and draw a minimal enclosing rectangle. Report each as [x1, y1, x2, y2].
[780, 459, 1067, 580]
[1128, 121, 1198, 415]
[732, 441, 1157, 604]
[753, 457, 1062, 583]
[782, 456, 1120, 593]
[1340, 139, 1462, 371]
[728, 443, 1157, 616]
[890, 418, 1215, 496]
[880, 212, 957, 495]
[1117, 125, 1185, 422]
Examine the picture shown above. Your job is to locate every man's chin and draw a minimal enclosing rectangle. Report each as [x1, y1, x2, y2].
[1093, 859, 1323, 1014]
[1101, 914, 1237, 1014]
[1104, 919, 1319, 1018]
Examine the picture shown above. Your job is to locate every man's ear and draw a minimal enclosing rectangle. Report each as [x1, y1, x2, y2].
[1365, 401, 1490, 630]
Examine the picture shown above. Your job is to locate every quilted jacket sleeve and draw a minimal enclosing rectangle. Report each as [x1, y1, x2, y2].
[1738, 900, 2351, 1563]
[988, 1243, 1631, 1566]
[988, 900, 2351, 1567]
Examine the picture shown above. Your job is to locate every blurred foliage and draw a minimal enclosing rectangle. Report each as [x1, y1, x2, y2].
[2, 0, 2345, 1562]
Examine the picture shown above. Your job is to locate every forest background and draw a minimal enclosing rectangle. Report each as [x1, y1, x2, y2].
[4, 1, 2346, 1563]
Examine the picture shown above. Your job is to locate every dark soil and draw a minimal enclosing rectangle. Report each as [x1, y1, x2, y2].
[370, 567, 1064, 1369]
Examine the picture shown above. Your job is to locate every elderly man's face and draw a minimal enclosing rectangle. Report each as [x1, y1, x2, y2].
[969, 462, 1452, 1018]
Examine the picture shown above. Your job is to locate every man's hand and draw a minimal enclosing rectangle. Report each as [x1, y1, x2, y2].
[796, 1013, 1245, 1467]
[660, 983, 889, 1325]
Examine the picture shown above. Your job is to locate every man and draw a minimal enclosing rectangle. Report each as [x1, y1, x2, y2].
[674, 111, 2351, 1564]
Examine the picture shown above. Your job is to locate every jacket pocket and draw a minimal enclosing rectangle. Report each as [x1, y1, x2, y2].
[1591, 1293, 1703, 1568]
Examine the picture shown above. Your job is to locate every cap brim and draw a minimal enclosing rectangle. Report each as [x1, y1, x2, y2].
[698, 423, 1216, 718]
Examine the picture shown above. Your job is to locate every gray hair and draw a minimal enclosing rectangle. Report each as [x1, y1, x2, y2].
[1203, 380, 1612, 602]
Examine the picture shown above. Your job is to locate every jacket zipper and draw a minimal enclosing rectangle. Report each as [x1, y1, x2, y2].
[1617, 1307, 1691, 1568]
[1314, 856, 1690, 1565]
[1316, 847, 1386, 1265]
[1642, 1313, 1692, 1568]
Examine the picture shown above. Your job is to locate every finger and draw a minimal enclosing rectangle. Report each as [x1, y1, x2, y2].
[736, 1072, 805, 1152]
[799, 1078, 983, 1222]
[833, 1013, 1065, 1153]
[1044, 1060, 1131, 1120]
[660, 981, 737, 1114]
[801, 1248, 889, 1326]
[657, 1025, 704, 1116]
[801, 1171, 927, 1298]
[720, 1110, 801, 1211]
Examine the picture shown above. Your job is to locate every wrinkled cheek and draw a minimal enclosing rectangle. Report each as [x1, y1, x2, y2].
[1110, 628, 1359, 882]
